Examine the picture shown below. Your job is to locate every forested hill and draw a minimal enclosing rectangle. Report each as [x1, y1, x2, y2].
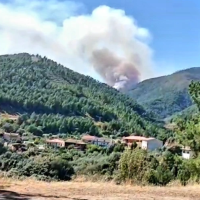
[128, 67, 200, 119]
[0, 53, 168, 140]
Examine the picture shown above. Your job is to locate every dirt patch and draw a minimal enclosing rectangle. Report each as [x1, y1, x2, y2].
[0, 113, 19, 120]
[1, 178, 200, 200]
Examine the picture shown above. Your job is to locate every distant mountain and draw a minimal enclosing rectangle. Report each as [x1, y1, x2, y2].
[0, 53, 168, 139]
[128, 67, 200, 119]
[168, 104, 198, 122]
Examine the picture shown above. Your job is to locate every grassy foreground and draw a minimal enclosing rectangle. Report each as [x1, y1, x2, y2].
[1, 177, 200, 200]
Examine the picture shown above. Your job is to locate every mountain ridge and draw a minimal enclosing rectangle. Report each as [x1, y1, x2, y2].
[0, 53, 168, 139]
[128, 67, 200, 119]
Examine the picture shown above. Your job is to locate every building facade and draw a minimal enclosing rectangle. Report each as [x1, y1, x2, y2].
[46, 139, 66, 148]
[82, 135, 113, 147]
[3, 133, 21, 143]
[182, 146, 194, 159]
[123, 135, 163, 151]
[46, 138, 86, 150]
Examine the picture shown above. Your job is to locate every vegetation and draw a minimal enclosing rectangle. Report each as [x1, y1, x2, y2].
[2, 53, 200, 186]
[0, 150, 74, 181]
[129, 67, 200, 119]
[172, 81, 200, 155]
[0, 53, 169, 140]
[1, 143, 200, 186]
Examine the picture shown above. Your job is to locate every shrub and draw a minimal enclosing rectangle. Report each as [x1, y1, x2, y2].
[153, 165, 173, 186]
[0, 143, 6, 155]
[87, 145, 103, 153]
[118, 149, 153, 184]
[49, 158, 74, 180]
[178, 167, 191, 186]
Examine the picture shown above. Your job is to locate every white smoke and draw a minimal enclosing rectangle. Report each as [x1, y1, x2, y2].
[0, 0, 155, 90]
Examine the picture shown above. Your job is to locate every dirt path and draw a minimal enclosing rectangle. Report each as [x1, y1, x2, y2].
[1, 178, 200, 200]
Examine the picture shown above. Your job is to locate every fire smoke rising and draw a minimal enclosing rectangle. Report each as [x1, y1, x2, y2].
[0, 0, 154, 90]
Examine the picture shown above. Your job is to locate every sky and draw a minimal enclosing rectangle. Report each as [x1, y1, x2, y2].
[75, 0, 200, 76]
[0, 0, 199, 84]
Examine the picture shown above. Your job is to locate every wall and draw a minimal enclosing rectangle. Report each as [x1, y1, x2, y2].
[47, 140, 65, 148]
[146, 139, 163, 151]
[142, 141, 147, 150]
[3, 134, 20, 142]
[182, 150, 193, 159]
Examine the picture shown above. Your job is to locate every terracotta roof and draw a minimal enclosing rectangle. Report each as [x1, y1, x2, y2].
[46, 139, 64, 143]
[181, 146, 192, 151]
[123, 136, 155, 141]
[65, 139, 86, 145]
[82, 135, 98, 141]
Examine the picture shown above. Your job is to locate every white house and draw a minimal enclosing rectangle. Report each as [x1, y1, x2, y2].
[123, 135, 163, 151]
[182, 146, 194, 159]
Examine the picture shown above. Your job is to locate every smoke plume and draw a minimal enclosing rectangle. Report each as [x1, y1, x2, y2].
[0, 0, 154, 90]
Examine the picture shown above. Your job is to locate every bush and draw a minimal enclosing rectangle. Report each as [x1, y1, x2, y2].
[0, 143, 6, 155]
[87, 145, 103, 153]
[119, 149, 153, 184]
[0, 151, 75, 181]
[118, 149, 174, 185]
[113, 143, 125, 152]
[178, 167, 191, 186]
[49, 158, 74, 180]
[153, 165, 173, 186]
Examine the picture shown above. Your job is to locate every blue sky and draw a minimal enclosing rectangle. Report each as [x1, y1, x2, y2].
[74, 0, 200, 75]
[0, 0, 199, 81]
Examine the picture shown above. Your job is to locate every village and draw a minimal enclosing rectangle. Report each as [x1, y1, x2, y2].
[0, 130, 193, 159]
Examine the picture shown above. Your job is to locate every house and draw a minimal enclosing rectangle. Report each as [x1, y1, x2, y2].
[46, 139, 66, 148]
[46, 138, 86, 150]
[37, 145, 45, 151]
[65, 139, 86, 150]
[82, 135, 98, 144]
[3, 133, 21, 143]
[123, 135, 163, 151]
[6, 143, 27, 152]
[95, 138, 113, 147]
[182, 146, 194, 159]
[82, 135, 113, 147]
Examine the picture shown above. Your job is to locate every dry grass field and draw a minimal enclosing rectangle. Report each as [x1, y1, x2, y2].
[0, 113, 19, 121]
[1, 178, 200, 200]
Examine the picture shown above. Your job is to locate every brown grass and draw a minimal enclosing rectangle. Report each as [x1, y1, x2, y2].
[0, 113, 19, 120]
[1, 177, 200, 200]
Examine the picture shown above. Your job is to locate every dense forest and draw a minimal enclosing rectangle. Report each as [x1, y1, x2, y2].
[0, 53, 169, 140]
[128, 67, 200, 119]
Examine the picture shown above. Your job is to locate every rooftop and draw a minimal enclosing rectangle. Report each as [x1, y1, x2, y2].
[46, 139, 64, 143]
[82, 135, 112, 143]
[82, 135, 98, 140]
[65, 138, 86, 145]
[46, 138, 86, 145]
[123, 135, 155, 141]
[182, 146, 192, 151]
[97, 138, 111, 143]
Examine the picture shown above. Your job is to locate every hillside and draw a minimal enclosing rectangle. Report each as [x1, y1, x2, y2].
[128, 67, 200, 119]
[166, 104, 198, 122]
[0, 53, 168, 139]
